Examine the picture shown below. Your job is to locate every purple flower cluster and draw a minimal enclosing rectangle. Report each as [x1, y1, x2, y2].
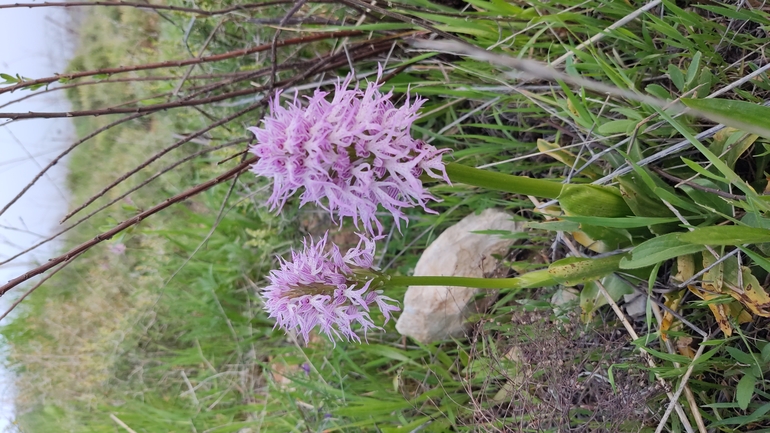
[248, 69, 449, 236]
[262, 232, 399, 344]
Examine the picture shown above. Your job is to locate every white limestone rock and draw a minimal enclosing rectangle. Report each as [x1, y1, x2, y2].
[395, 208, 524, 343]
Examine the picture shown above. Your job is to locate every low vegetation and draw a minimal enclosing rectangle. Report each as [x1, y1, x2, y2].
[1, 0, 770, 431]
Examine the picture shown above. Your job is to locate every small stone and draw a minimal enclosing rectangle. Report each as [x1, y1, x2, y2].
[395, 208, 523, 343]
[623, 292, 647, 318]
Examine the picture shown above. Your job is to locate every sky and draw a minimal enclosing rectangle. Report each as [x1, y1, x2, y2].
[0, 1, 78, 429]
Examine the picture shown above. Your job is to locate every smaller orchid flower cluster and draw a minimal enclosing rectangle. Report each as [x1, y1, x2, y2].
[253, 68, 451, 343]
[248, 68, 449, 237]
[263, 232, 399, 344]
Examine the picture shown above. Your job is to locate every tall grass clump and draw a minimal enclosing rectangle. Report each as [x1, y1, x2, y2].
[1, 0, 770, 432]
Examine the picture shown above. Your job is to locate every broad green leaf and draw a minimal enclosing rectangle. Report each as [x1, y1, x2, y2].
[685, 51, 702, 86]
[620, 233, 706, 269]
[580, 274, 635, 322]
[680, 157, 729, 183]
[680, 179, 733, 216]
[682, 98, 770, 139]
[762, 343, 770, 364]
[560, 215, 681, 229]
[668, 64, 685, 91]
[726, 346, 759, 366]
[597, 119, 637, 135]
[678, 226, 770, 245]
[741, 212, 770, 254]
[548, 254, 625, 286]
[736, 372, 756, 410]
[559, 184, 633, 218]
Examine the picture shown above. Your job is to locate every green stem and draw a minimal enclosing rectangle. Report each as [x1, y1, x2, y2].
[385, 269, 557, 289]
[445, 162, 563, 199]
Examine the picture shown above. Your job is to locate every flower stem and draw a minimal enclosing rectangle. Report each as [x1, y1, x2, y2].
[445, 163, 563, 199]
[385, 269, 557, 289]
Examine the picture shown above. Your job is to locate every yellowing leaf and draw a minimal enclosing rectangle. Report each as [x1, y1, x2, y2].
[728, 267, 770, 317]
[702, 249, 725, 293]
[672, 254, 695, 284]
[688, 285, 734, 336]
[676, 336, 696, 359]
[572, 230, 610, 253]
[661, 289, 684, 342]
[536, 139, 601, 179]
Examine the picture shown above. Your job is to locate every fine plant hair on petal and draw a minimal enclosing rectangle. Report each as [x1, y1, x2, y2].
[248, 66, 450, 237]
[410, 39, 770, 139]
[261, 232, 399, 344]
[61, 40, 392, 223]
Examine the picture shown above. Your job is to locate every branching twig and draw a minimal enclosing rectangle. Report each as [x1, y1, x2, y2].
[0, 113, 148, 219]
[0, 73, 255, 110]
[0, 1, 333, 16]
[650, 166, 747, 200]
[270, 0, 311, 87]
[0, 85, 263, 119]
[0, 31, 361, 94]
[60, 101, 267, 222]
[0, 156, 257, 297]
[0, 140, 246, 268]
[61, 39, 391, 222]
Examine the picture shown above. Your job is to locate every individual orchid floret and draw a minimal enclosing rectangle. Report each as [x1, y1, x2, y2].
[248, 67, 450, 236]
[262, 232, 399, 344]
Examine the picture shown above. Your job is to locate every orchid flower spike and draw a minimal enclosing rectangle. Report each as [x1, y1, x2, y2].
[248, 66, 450, 236]
[262, 232, 399, 344]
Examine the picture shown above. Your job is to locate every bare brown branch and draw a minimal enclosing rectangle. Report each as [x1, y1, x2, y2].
[0, 31, 362, 94]
[61, 39, 392, 222]
[0, 253, 82, 322]
[0, 156, 258, 297]
[0, 72, 257, 110]
[61, 101, 266, 222]
[0, 1, 334, 16]
[0, 86, 262, 119]
[0, 113, 148, 219]
[0, 139, 247, 268]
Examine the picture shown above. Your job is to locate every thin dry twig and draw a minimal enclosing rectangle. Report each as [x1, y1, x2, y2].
[650, 166, 747, 200]
[60, 102, 266, 222]
[0, 253, 82, 322]
[270, 0, 311, 87]
[593, 280, 696, 433]
[0, 139, 247, 268]
[0, 112, 148, 219]
[0, 31, 361, 94]
[654, 341, 709, 433]
[551, 0, 662, 66]
[0, 1, 307, 15]
[0, 72, 255, 110]
[0, 156, 258, 297]
[0, 84, 265, 119]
